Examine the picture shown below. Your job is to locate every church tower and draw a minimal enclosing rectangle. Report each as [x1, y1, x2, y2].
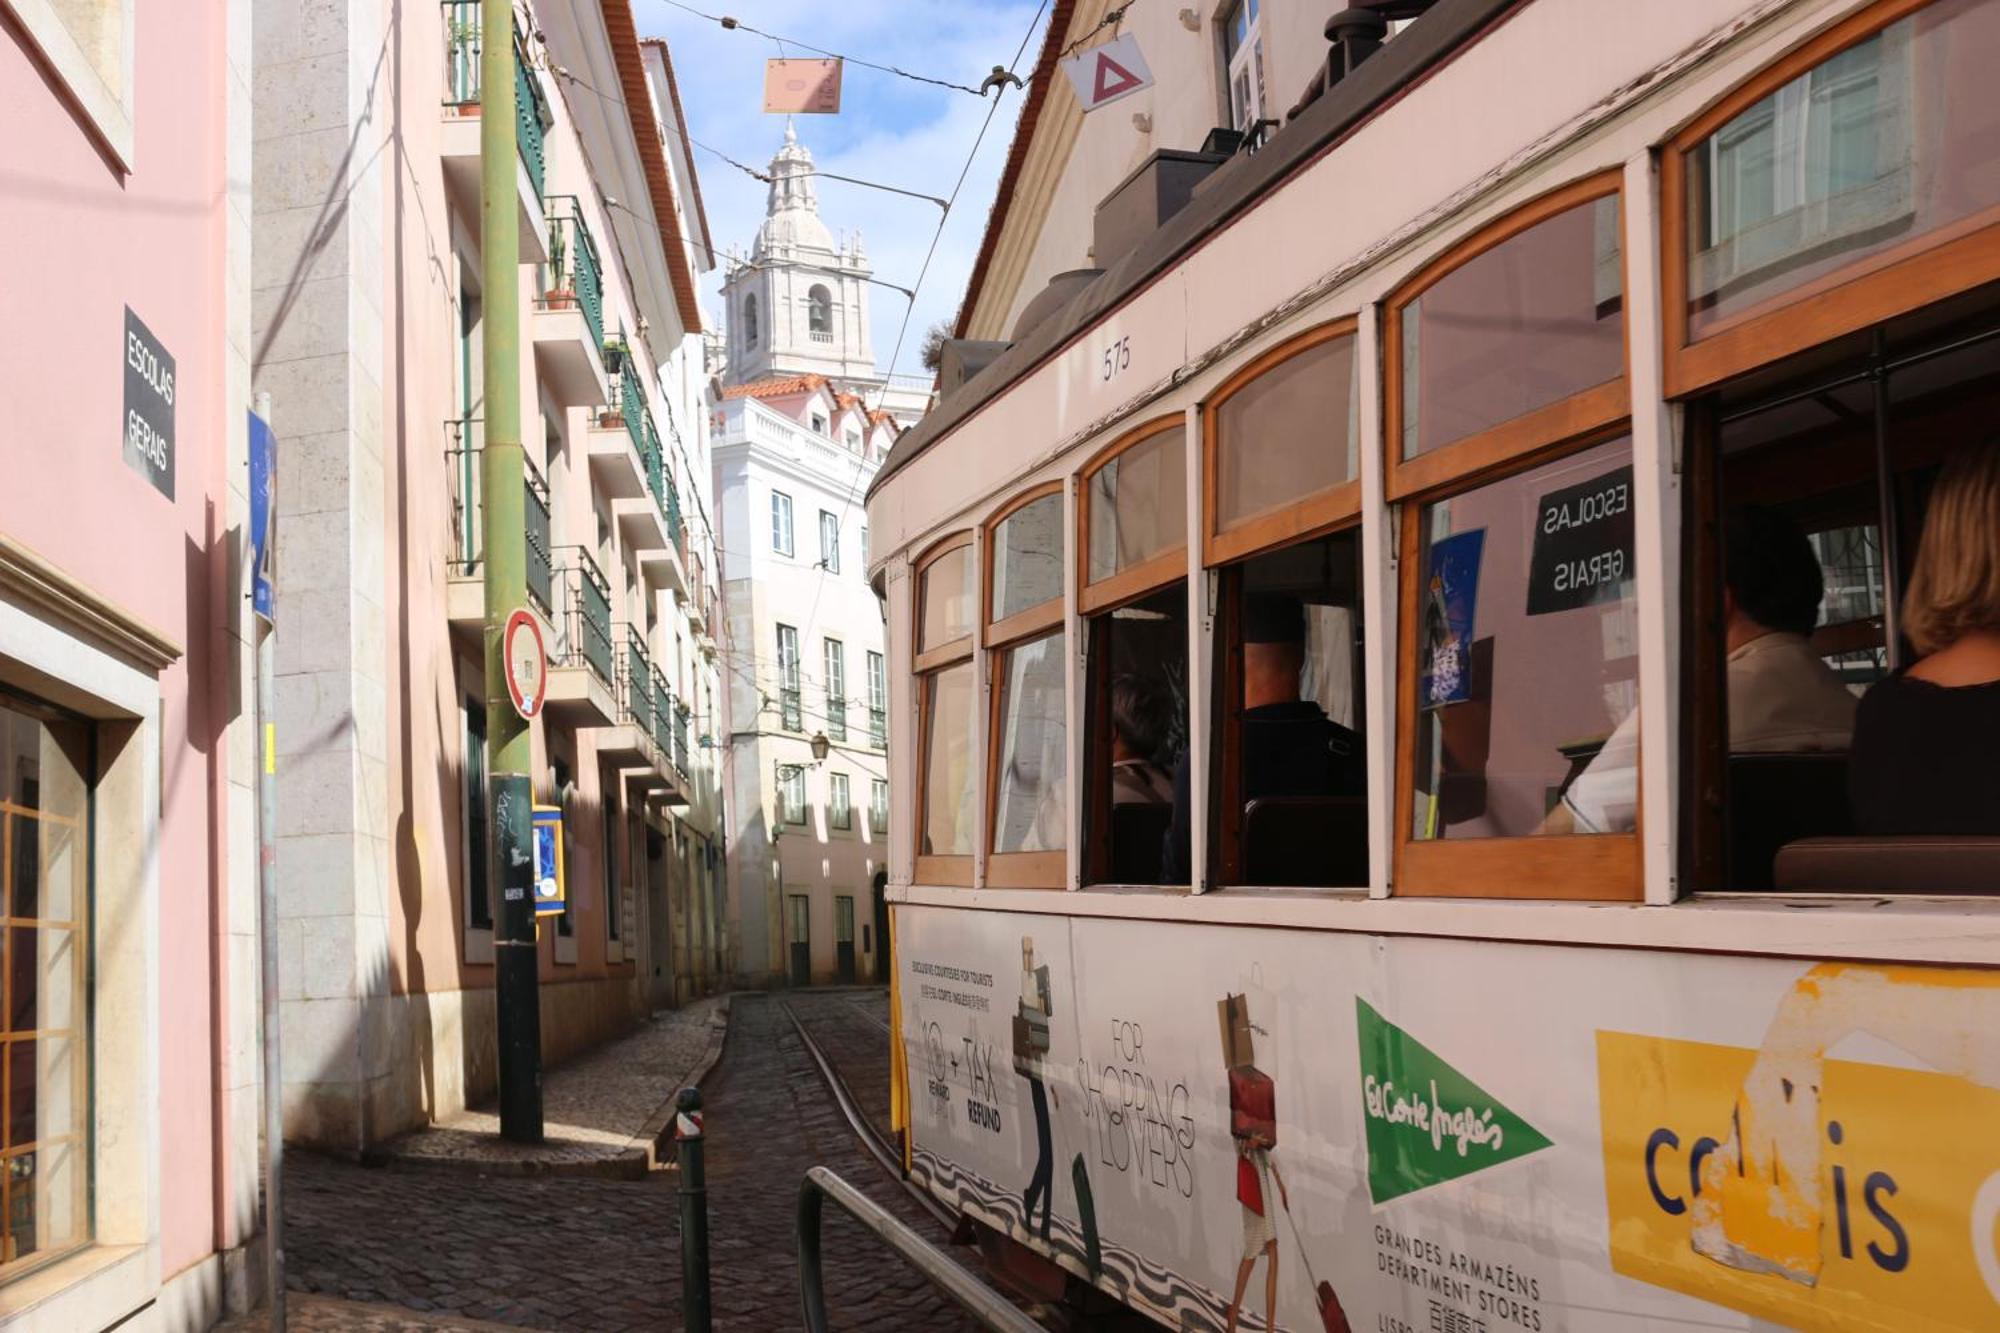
[719, 123, 876, 385]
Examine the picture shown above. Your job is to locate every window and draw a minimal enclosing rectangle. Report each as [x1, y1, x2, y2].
[846, 430, 863, 452]
[809, 284, 833, 336]
[866, 651, 887, 748]
[743, 292, 759, 348]
[1386, 174, 1638, 901]
[1205, 321, 1360, 566]
[830, 773, 852, 830]
[871, 778, 890, 837]
[464, 696, 491, 930]
[1083, 416, 1187, 613]
[812, 413, 829, 435]
[824, 638, 847, 741]
[0, 691, 92, 1277]
[1663, 0, 2000, 394]
[1221, 0, 1264, 134]
[819, 510, 841, 574]
[777, 624, 802, 732]
[914, 534, 977, 883]
[770, 490, 794, 556]
[8, 0, 134, 168]
[777, 762, 806, 825]
[985, 487, 1067, 888]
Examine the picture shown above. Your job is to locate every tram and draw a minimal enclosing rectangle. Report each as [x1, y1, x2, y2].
[864, 1, 2000, 1329]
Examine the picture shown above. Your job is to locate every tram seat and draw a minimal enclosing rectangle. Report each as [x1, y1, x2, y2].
[1243, 796, 1368, 888]
[1109, 802, 1171, 884]
[1774, 836, 2000, 894]
[1726, 752, 1853, 891]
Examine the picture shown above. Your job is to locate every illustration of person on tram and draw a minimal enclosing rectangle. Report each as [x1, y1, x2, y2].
[1016, 935, 1058, 1242]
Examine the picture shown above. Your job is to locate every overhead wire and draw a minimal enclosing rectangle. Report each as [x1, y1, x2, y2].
[657, 0, 996, 98]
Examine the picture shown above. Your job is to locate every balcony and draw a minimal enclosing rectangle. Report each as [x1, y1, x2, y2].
[533, 196, 608, 408]
[601, 627, 666, 789]
[439, 2, 550, 265]
[544, 549, 616, 726]
[586, 344, 653, 500]
[869, 705, 887, 750]
[650, 672, 690, 806]
[444, 417, 552, 639]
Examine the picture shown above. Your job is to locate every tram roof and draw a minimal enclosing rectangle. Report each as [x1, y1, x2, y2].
[870, 0, 1519, 504]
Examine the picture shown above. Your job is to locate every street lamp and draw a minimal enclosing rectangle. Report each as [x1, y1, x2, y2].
[809, 731, 831, 763]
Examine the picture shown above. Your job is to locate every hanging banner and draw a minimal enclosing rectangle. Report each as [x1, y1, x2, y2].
[248, 411, 277, 625]
[764, 58, 842, 114]
[1061, 33, 1154, 112]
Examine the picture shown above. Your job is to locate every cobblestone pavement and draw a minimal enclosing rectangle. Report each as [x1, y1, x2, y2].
[378, 997, 727, 1175]
[274, 991, 1020, 1331]
[217, 1294, 525, 1331]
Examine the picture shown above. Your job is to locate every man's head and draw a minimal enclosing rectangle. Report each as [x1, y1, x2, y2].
[1243, 594, 1306, 709]
[1109, 673, 1168, 763]
[1724, 507, 1824, 643]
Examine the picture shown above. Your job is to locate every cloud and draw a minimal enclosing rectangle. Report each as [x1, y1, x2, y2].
[636, 0, 1050, 377]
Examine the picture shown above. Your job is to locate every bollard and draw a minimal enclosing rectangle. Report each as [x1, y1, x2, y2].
[676, 1086, 712, 1333]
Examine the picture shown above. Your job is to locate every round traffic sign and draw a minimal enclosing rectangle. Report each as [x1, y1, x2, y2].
[503, 608, 547, 720]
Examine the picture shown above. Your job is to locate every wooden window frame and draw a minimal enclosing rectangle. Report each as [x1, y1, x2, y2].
[1383, 176, 1641, 901]
[983, 484, 1067, 889]
[1202, 319, 1363, 567]
[1661, 0, 2000, 396]
[1079, 415, 1189, 616]
[913, 531, 975, 886]
[1383, 171, 1629, 502]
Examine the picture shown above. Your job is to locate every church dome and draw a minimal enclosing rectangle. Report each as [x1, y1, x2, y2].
[755, 121, 835, 256]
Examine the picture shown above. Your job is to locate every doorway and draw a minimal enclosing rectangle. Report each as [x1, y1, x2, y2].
[834, 895, 856, 984]
[646, 827, 673, 1010]
[787, 894, 811, 987]
[870, 871, 890, 983]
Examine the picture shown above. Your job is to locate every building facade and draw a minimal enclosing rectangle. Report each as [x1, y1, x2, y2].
[0, 0, 263, 1325]
[252, 0, 725, 1153]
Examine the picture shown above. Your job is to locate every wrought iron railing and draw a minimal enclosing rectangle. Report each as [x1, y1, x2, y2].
[445, 418, 551, 616]
[673, 701, 691, 774]
[553, 548, 613, 685]
[826, 694, 846, 743]
[650, 668, 675, 758]
[623, 627, 654, 737]
[541, 196, 605, 350]
[440, 3, 548, 200]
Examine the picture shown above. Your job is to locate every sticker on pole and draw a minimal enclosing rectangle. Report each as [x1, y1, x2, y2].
[1061, 33, 1153, 112]
[503, 609, 547, 720]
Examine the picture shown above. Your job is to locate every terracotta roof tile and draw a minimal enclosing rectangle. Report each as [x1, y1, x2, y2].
[719, 373, 830, 401]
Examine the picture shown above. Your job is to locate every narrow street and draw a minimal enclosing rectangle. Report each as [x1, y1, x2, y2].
[270, 992, 993, 1331]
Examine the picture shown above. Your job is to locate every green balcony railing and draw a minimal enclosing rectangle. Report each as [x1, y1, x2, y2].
[441, 3, 548, 200]
[542, 196, 605, 350]
[554, 549, 613, 685]
[651, 670, 675, 759]
[623, 628, 654, 737]
[673, 701, 691, 775]
[444, 417, 551, 617]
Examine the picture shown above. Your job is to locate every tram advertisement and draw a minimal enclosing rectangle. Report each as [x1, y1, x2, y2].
[898, 913, 2000, 1332]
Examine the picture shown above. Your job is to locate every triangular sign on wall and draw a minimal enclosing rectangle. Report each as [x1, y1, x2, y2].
[1060, 32, 1154, 112]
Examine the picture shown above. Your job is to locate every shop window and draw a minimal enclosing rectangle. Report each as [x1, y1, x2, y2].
[0, 691, 91, 1277]
[1204, 321, 1359, 566]
[985, 486, 1066, 888]
[1386, 176, 1637, 900]
[914, 534, 976, 884]
[1664, 0, 2000, 393]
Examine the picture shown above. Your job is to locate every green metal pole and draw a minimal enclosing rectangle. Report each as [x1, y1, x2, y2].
[481, 0, 542, 1143]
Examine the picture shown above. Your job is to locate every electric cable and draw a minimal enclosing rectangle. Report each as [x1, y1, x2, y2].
[658, 0, 997, 98]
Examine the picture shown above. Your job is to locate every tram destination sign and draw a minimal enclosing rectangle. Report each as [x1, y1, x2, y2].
[122, 307, 175, 499]
[1527, 464, 1633, 616]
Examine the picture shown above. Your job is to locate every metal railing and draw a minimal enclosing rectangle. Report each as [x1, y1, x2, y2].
[445, 418, 551, 616]
[623, 627, 654, 737]
[553, 549, 613, 685]
[651, 669, 676, 759]
[869, 705, 886, 750]
[673, 701, 691, 774]
[440, 3, 547, 200]
[826, 694, 846, 742]
[542, 196, 605, 350]
[796, 1167, 1038, 1333]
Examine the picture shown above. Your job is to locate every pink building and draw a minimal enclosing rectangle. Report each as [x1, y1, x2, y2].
[0, 0, 263, 1327]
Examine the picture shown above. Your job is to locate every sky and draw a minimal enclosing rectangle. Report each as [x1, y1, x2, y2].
[633, 0, 1053, 378]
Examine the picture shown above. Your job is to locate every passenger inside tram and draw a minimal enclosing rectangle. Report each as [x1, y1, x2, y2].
[1849, 440, 2000, 837]
[1109, 674, 1174, 807]
[1082, 584, 1186, 885]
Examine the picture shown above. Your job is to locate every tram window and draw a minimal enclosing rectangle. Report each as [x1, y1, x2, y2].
[984, 484, 1067, 888]
[1665, 0, 2000, 394]
[1393, 184, 1622, 469]
[1187, 531, 1366, 890]
[1081, 584, 1187, 887]
[1204, 322, 1358, 567]
[1084, 418, 1185, 602]
[1696, 284, 2000, 893]
[914, 533, 976, 885]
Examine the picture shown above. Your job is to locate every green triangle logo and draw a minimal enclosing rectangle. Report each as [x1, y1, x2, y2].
[1355, 998, 1552, 1204]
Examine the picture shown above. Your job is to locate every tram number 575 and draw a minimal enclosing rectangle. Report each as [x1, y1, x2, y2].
[1101, 335, 1132, 383]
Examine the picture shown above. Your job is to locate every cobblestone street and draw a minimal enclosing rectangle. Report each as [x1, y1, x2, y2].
[270, 991, 1002, 1330]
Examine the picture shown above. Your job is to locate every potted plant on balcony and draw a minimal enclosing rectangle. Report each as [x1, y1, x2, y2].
[543, 227, 576, 310]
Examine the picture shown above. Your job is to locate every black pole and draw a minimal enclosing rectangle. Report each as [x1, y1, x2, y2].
[493, 774, 544, 1141]
[677, 1087, 712, 1333]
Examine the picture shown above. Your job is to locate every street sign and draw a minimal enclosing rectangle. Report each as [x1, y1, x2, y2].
[764, 58, 842, 114]
[1061, 33, 1154, 112]
[248, 411, 277, 624]
[502, 608, 547, 720]
[123, 307, 176, 498]
[532, 805, 565, 917]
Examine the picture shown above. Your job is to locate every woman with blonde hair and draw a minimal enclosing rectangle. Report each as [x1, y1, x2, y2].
[1850, 442, 2000, 834]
